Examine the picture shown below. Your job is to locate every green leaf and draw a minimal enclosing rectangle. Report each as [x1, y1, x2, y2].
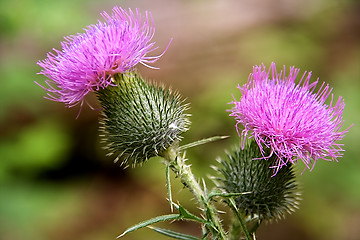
[148, 226, 201, 240]
[207, 191, 251, 201]
[178, 205, 206, 223]
[117, 214, 180, 238]
[166, 164, 174, 211]
[179, 136, 228, 151]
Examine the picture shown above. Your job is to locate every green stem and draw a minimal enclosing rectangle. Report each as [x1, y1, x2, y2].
[161, 146, 227, 239]
[248, 220, 261, 236]
[228, 217, 241, 240]
[228, 199, 252, 240]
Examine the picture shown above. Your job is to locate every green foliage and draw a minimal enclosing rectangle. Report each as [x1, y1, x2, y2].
[118, 204, 205, 239]
[97, 72, 190, 166]
[215, 141, 301, 222]
[117, 213, 181, 238]
[148, 226, 201, 240]
[179, 136, 229, 151]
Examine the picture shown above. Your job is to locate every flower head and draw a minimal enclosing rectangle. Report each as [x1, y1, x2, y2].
[230, 62, 351, 173]
[37, 6, 167, 108]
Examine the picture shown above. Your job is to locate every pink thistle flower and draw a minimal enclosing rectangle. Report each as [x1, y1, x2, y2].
[37, 6, 168, 108]
[230, 62, 352, 174]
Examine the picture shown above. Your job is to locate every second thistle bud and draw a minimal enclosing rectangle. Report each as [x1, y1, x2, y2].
[215, 141, 301, 222]
[97, 72, 190, 166]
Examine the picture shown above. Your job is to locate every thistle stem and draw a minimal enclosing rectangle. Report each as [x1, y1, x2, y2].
[161, 146, 227, 239]
[228, 217, 241, 240]
[228, 198, 252, 240]
[248, 220, 261, 236]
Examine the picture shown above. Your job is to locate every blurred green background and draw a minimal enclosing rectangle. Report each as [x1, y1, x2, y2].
[0, 0, 359, 239]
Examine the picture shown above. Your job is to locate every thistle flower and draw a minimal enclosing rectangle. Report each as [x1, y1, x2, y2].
[37, 6, 167, 108]
[230, 62, 351, 173]
[98, 72, 190, 166]
[215, 141, 300, 221]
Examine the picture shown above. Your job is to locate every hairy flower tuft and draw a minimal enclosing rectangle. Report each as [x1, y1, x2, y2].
[230, 62, 351, 173]
[37, 6, 167, 108]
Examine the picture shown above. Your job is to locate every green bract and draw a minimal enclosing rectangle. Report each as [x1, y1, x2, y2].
[215, 141, 301, 221]
[97, 72, 190, 166]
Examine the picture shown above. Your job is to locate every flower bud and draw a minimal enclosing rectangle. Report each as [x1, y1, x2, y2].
[97, 72, 190, 166]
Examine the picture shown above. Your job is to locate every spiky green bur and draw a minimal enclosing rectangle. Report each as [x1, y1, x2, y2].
[216, 141, 301, 221]
[97, 72, 190, 166]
